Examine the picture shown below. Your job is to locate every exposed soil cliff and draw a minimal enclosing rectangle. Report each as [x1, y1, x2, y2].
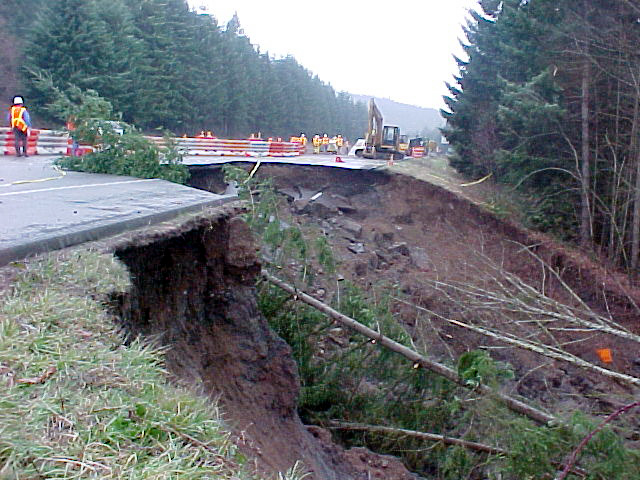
[107, 204, 415, 479]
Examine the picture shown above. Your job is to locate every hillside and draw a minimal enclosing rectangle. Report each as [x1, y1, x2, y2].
[190, 161, 640, 478]
[350, 94, 444, 136]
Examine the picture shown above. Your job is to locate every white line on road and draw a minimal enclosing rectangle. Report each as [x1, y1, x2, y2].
[0, 179, 159, 197]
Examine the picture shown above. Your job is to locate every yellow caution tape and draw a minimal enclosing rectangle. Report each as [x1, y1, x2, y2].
[0, 164, 67, 188]
[459, 173, 492, 187]
[245, 160, 262, 182]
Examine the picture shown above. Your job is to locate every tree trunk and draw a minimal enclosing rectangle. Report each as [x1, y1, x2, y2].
[580, 60, 592, 248]
[630, 91, 640, 270]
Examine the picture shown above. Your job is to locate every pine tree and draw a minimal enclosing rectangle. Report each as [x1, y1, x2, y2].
[444, 0, 640, 268]
[126, 0, 199, 130]
[24, 0, 142, 122]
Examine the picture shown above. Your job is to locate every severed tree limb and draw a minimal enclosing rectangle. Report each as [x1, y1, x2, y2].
[263, 271, 557, 426]
[555, 400, 640, 480]
[327, 420, 506, 456]
[328, 421, 588, 478]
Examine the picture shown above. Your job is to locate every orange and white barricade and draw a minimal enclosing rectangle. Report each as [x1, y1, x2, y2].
[1, 127, 77, 156]
[411, 146, 426, 158]
[165, 135, 305, 157]
[1, 126, 305, 158]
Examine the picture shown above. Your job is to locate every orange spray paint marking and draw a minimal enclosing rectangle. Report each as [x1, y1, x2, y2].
[596, 348, 613, 364]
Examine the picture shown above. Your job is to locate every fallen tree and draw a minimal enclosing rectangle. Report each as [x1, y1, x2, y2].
[263, 270, 557, 425]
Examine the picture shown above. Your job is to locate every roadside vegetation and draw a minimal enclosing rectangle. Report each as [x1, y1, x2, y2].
[0, 251, 257, 479]
[225, 164, 640, 479]
[443, 0, 640, 272]
[28, 75, 190, 184]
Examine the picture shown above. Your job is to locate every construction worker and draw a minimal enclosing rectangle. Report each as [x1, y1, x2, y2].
[8, 96, 32, 157]
[312, 134, 321, 154]
[321, 133, 329, 153]
[66, 116, 79, 157]
[336, 134, 344, 154]
[328, 135, 338, 153]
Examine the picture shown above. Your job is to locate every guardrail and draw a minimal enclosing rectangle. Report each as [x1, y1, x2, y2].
[1, 127, 304, 158]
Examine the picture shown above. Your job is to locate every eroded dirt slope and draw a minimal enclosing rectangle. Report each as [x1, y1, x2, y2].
[109, 204, 416, 480]
[191, 164, 640, 419]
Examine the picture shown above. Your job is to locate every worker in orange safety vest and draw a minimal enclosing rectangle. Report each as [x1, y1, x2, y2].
[66, 116, 80, 157]
[321, 133, 329, 153]
[8, 96, 32, 157]
[336, 134, 344, 154]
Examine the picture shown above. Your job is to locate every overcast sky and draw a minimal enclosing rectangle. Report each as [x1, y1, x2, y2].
[188, 0, 480, 109]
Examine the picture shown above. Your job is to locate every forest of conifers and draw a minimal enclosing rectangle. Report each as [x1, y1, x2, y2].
[0, 0, 366, 140]
[4, 0, 640, 271]
[443, 0, 640, 271]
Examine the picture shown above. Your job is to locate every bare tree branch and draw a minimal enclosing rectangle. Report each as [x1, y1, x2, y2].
[327, 420, 506, 455]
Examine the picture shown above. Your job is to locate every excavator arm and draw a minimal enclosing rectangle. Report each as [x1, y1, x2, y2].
[366, 98, 383, 147]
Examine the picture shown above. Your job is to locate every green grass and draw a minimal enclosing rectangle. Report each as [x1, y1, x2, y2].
[0, 251, 253, 479]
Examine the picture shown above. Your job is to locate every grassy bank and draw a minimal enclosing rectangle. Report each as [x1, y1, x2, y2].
[0, 251, 252, 479]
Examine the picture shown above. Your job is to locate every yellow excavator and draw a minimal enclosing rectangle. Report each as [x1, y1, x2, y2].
[362, 99, 404, 160]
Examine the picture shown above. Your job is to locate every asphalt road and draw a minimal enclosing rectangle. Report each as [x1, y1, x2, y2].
[0, 155, 236, 266]
[0, 152, 390, 266]
[181, 152, 388, 169]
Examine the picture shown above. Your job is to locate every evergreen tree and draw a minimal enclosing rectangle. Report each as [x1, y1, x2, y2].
[24, 0, 142, 121]
[0, 0, 46, 36]
[445, 0, 640, 268]
[19, 0, 366, 143]
[218, 14, 253, 137]
[126, 0, 200, 130]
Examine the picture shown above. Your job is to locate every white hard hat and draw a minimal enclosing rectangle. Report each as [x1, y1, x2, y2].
[13, 96, 23, 104]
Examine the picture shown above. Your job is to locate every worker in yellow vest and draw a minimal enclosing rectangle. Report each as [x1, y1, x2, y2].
[312, 135, 321, 154]
[336, 134, 344, 154]
[8, 96, 32, 157]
